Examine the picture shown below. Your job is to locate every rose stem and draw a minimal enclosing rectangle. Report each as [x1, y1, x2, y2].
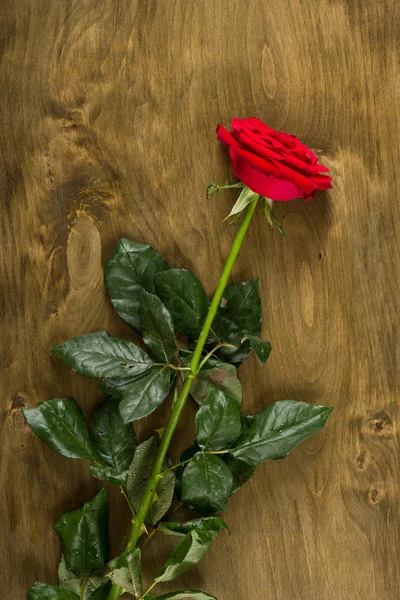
[108, 195, 259, 600]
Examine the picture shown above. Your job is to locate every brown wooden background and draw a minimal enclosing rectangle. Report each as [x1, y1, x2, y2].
[1, 1, 399, 599]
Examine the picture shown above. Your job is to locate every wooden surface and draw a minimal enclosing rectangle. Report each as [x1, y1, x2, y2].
[1, 1, 399, 598]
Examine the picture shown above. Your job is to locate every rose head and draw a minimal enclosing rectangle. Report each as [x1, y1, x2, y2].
[217, 118, 332, 202]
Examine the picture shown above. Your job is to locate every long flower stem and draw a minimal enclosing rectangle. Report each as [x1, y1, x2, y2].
[108, 196, 259, 600]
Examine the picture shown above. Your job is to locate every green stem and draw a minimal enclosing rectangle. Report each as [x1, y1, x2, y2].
[80, 578, 86, 600]
[107, 195, 259, 600]
[197, 342, 236, 372]
[162, 456, 194, 474]
[120, 485, 135, 516]
[141, 580, 158, 599]
[215, 182, 245, 191]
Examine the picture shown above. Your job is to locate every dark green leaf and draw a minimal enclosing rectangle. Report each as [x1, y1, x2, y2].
[216, 338, 251, 365]
[156, 269, 209, 337]
[89, 464, 128, 487]
[89, 397, 136, 484]
[140, 290, 177, 362]
[175, 442, 200, 499]
[195, 390, 241, 451]
[87, 583, 111, 600]
[27, 583, 79, 600]
[155, 530, 217, 583]
[108, 549, 133, 569]
[223, 416, 256, 495]
[104, 238, 169, 332]
[182, 453, 233, 515]
[158, 517, 229, 537]
[190, 360, 242, 405]
[224, 456, 256, 496]
[214, 279, 262, 345]
[241, 415, 255, 431]
[247, 335, 272, 365]
[54, 489, 109, 578]
[151, 591, 217, 600]
[119, 366, 172, 423]
[126, 437, 175, 524]
[22, 398, 94, 460]
[98, 375, 138, 399]
[231, 400, 333, 466]
[52, 331, 152, 380]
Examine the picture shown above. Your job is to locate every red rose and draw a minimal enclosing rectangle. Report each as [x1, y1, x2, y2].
[216, 118, 332, 202]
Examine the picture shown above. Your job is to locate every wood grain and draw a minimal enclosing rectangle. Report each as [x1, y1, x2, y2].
[1, 1, 399, 598]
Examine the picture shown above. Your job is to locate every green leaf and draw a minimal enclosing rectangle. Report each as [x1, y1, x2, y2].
[89, 397, 136, 485]
[216, 338, 251, 366]
[58, 556, 109, 599]
[119, 366, 172, 423]
[104, 238, 169, 332]
[85, 577, 109, 598]
[54, 489, 109, 578]
[89, 464, 128, 487]
[182, 453, 233, 515]
[231, 400, 333, 466]
[158, 517, 229, 537]
[190, 360, 242, 405]
[58, 556, 81, 595]
[246, 335, 272, 365]
[126, 437, 175, 524]
[224, 456, 256, 496]
[22, 398, 94, 460]
[107, 568, 133, 593]
[214, 279, 262, 345]
[195, 390, 241, 451]
[156, 269, 209, 337]
[155, 530, 217, 583]
[98, 375, 138, 398]
[226, 186, 259, 219]
[107, 549, 133, 569]
[241, 415, 255, 431]
[129, 548, 143, 599]
[140, 290, 177, 362]
[87, 584, 111, 600]
[223, 416, 256, 495]
[151, 592, 217, 600]
[27, 583, 79, 600]
[175, 442, 200, 499]
[107, 548, 142, 597]
[52, 331, 152, 380]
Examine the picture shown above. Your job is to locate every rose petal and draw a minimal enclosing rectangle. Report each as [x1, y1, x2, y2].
[238, 131, 327, 178]
[216, 119, 332, 202]
[244, 117, 275, 134]
[238, 131, 283, 161]
[216, 124, 237, 147]
[233, 146, 284, 178]
[260, 175, 303, 202]
[232, 146, 317, 196]
[271, 159, 317, 195]
[229, 148, 302, 201]
[310, 174, 332, 189]
[231, 118, 245, 132]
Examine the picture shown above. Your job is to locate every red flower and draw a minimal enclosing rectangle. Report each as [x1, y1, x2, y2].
[216, 118, 332, 202]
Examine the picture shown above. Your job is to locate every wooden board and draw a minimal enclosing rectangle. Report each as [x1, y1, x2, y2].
[1, 1, 399, 598]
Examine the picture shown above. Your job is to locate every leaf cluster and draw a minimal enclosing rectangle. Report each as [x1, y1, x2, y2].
[23, 238, 332, 599]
